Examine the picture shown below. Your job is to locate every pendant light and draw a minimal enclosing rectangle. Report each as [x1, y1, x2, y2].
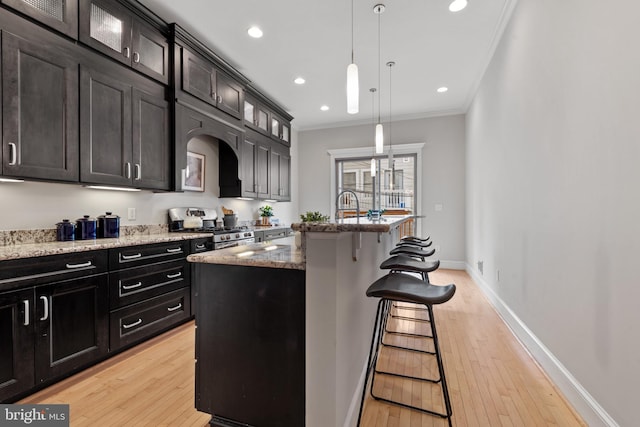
[387, 61, 395, 190]
[369, 88, 377, 178]
[346, 0, 359, 114]
[374, 4, 385, 154]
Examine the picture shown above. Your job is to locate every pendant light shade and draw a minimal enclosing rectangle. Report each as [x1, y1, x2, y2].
[347, 63, 359, 114]
[370, 158, 376, 177]
[375, 123, 384, 153]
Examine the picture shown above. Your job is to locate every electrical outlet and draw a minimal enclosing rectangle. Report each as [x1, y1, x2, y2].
[127, 208, 136, 221]
[477, 260, 484, 275]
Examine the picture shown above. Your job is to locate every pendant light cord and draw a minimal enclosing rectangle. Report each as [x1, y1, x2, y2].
[377, 10, 381, 124]
[351, 0, 354, 63]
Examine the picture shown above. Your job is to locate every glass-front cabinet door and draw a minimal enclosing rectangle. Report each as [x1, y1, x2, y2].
[256, 106, 269, 134]
[80, 0, 132, 65]
[271, 116, 280, 139]
[1, 0, 78, 38]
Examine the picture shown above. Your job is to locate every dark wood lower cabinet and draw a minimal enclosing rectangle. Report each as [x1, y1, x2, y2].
[0, 288, 34, 402]
[194, 264, 305, 427]
[34, 274, 108, 384]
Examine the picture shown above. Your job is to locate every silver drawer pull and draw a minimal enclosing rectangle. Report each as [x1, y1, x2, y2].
[123, 47, 130, 58]
[123, 318, 142, 329]
[23, 300, 29, 326]
[66, 261, 92, 269]
[166, 247, 182, 253]
[40, 296, 49, 321]
[133, 51, 140, 63]
[121, 253, 142, 260]
[122, 282, 142, 290]
[9, 142, 17, 165]
[167, 303, 182, 312]
[166, 272, 182, 279]
[195, 243, 206, 250]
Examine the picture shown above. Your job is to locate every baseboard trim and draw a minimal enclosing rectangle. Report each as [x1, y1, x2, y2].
[439, 260, 466, 270]
[465, 263, 619, 427]
[343, 361, 368, 427]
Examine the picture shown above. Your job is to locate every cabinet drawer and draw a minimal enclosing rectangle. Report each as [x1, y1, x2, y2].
[109, 241, 188, 270]
[110, 287, 190, 351]
[190, 237, 213, 253]
[0, 250, 108, 292]
[263, 228, 291, 240]
[109, 259, 189, 309]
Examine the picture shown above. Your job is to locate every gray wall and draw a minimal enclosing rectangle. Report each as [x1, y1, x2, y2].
[298, 115, 466, 264]
[0, 131, 299, 231]
[466, 0, 639, 425]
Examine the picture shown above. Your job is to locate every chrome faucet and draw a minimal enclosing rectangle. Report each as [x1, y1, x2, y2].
[335, 190, 360, 223]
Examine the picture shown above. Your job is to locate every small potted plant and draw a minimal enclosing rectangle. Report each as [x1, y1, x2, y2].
[259, 205, 274, 225]
[299, 211, 330, 223]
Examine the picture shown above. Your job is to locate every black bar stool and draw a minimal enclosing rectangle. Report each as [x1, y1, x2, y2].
[401, 235, 430, 243]
[389, 245, 435, 260]
[357, 273, 455, 426]
[395, 239, 432, 249]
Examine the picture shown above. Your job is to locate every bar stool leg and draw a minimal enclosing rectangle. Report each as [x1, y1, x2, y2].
[357, 299, 385, 427]
[427, 305, 453, 426]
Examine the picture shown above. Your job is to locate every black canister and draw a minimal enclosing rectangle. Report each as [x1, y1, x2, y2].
[75, 215, 97, 240]
[56, 219, 75, 242]
[97, 212, 120, 238]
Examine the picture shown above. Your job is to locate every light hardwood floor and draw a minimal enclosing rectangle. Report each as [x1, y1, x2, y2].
[20, 269, 585, 426]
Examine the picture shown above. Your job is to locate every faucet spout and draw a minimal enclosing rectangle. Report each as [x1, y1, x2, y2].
[335, 190, 360, 224]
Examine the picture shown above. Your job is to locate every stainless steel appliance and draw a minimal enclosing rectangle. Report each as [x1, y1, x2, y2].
[168, 207, 254, 249]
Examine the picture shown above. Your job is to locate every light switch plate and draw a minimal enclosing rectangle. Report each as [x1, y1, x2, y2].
[128, 208, 136, 221]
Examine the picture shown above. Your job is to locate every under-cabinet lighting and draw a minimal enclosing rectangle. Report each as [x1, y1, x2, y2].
[0, 178, 24, 183]
[236, 197, 254, 201]
[85, 185, 141, 192]
[237, 250, 255, 258]
[263, 199, 277, 203]
[264, 245, 278, 251]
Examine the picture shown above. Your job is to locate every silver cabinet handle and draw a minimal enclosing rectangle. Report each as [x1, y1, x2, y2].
[124, 47, 130, 58]
[66, 261, 92, 269]
[126, 162, 132, 179]
[8, 142, 17, 165]
[122, 282, 142, 290]
[195, 243, 206, 250]
[133, 51, 140, 63]
[122, 318, 142, 329]
[217, 95, 223, 104]
[23, 300, 29, 326]
[121, 253, 142, 260]
[134, 163, 141, 180]
[167, 303, 182, 312]
[166, 272, 182, 279]
[40, 296, 49, 321]
[211, 91, 217, 100]
[166, 247, 182, 253]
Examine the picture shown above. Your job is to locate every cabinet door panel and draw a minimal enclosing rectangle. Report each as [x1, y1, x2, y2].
[2, 32, 79, 181]
[216, 72, 243, 120]
[2, 0, 78, 38]
[131, 20, 168, 84]
[256, 141, 270, 198]
[80, 66, 132, 186]
[79, 0, 132, 65]
[182, 49, 215, 106]
[0, 288, 34, 402]
[279, 154, 291, 200]
[241, 139, 257, 198]
[34, 274, 108, 383]
[132, 88, 170, 190]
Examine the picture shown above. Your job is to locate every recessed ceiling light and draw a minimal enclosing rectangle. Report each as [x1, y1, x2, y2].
[294, 77, 306, 85]
[449, 0, 468, 12]
[437, 87, 449, 93]
[320, 105, 329, 111]
[247, 26, 263, 38]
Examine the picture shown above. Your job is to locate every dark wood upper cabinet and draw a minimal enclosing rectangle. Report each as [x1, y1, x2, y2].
[80, 65, 170, 190]
[243, 93, 270, 136]
[0, 288, 35, 402]
[1, 0, 78, 39]
[270, 145, 291, 202]
[79, 0, 168, 84]
[181, 47, 244, 120]
[2, 30, 79, 182]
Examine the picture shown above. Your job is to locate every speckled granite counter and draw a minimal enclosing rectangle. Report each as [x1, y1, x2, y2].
[187, 236, 303, 270]
[0, 232, 213, 261]
[290, 215, 412, 233]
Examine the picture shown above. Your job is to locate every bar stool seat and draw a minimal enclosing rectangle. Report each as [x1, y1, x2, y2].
[390, 245, 435, 259]
[358, 273, 455, 426]
[402, 235, 430, 243]
[380, 254, 440, 279]
[396, 239, 432, 248]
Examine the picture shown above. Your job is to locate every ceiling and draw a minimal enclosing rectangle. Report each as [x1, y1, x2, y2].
[136, 0, 514, 130]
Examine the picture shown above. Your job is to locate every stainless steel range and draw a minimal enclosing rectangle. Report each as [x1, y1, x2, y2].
[168, 207, 255, 249]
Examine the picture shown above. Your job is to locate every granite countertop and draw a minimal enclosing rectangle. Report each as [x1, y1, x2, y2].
[187, 236, 304, 270]
[291, 215, 413, 233]
[0, 232, 213, 261]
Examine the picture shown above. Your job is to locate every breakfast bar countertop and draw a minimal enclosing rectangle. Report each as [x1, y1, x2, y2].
[187, 236, 304, 270]
[290, 215, 413, 233]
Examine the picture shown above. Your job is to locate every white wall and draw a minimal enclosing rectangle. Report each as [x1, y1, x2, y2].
[0, 131, 299, 231]
[298, 115, 466, 264]
[466, 0, 640, 425]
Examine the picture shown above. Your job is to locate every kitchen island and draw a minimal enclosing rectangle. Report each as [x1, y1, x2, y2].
[187, 216, 413, 427]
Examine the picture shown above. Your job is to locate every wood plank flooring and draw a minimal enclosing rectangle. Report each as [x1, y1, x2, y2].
[20, 269, 585, 427]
